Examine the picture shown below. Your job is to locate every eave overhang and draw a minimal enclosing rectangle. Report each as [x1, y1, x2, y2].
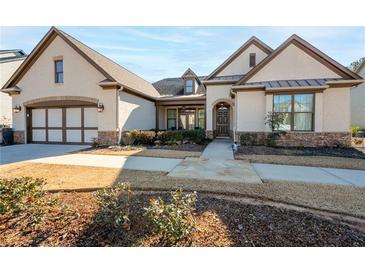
[0, 86, 22, 95]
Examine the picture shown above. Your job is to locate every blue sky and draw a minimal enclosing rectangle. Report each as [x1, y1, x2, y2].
[1, 26, 364, 82]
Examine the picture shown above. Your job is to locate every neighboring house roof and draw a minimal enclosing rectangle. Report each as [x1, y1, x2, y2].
[153, 76, 206, 96]
[0, 49, 27, 63]
[2, 27, 160, 99]
[235, 34, 362, 85]
[205, 36, 273, 80]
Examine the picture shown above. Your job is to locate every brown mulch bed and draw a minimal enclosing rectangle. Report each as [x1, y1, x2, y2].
[235, 146, 365, 170]
[1, 191, 364, 247]
[237, 146, 365, 159]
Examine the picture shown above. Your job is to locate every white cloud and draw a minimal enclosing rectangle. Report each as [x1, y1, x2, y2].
[124, 28, 192, 43]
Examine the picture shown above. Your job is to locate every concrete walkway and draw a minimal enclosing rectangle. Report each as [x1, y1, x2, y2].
[168, 139, 262, 184]
[26, 153, 182, 172]
[253, 163, 365, 188]
[201, 139, 234, 160]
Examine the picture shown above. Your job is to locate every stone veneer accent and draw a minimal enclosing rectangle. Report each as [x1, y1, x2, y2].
[205, 130, 214, 139]
[13, 130, 25, 144]
[235, 132, 351, 147]
[98, 131, 119, 146]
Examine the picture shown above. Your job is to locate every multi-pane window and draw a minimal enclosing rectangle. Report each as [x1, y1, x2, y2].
[54, 60, 64, 83]
[249, 53, 256, 67]
[167, 109, 177, 130]
[185, 80, 193, 93]
[273, 94, 314, 131]
[198, 109, 205, 129]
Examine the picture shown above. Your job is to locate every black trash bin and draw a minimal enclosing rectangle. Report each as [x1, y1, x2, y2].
[1, 128, 14, 145]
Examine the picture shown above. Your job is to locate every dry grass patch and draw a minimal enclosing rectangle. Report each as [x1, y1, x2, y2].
[78, 147, 201, 159]
[1, 163, 364, 218]
[235, 154, 365, 170]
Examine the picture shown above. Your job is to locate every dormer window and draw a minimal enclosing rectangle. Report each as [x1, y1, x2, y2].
[185, 79, 193, 93]
[249, 53, 256, 67]
[54, 59, 64, 83]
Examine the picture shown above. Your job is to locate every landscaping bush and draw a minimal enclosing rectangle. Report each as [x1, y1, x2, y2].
[91, 137, 100, 148]
[144, 189, 197, 244]
[240, 133, 258, 146]
[265, 132, 281, 147]
[0, 177, 56, 225]
[181, 128, 207, 145]
[93, 183, 133, 231]
[351, 126, 362, 137]
[157, 130, 183, 145]
[120, 133, 135, 146]
[127, 130, 156, 145]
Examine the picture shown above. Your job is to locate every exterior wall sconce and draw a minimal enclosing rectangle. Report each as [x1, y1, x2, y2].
[97, 102, 104, 112]
[13, 105, 22, 113]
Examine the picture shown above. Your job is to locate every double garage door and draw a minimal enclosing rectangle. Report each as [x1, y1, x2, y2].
[29, 107, 98, 144]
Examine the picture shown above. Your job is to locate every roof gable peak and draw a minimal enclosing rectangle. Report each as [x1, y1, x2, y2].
[205, 36, 273, 80]
[235, 34, 362, 85]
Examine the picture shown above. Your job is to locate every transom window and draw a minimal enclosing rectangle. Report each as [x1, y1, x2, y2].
[273, 94, 314, 131]
[185, 79, 193, 93]
[54, 59, 64, 83]
[167, 109, 177, 130]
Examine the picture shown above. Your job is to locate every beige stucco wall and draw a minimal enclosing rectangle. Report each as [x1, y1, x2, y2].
[206, 84, 234, 131]
[118, 91, 156, 131]
[11, 36, 118, 140]
[217, 44, 268, 77]
[322, 87, 351, 132]
[236, 91, 267, 132]
[351, 66, 365, 128]
[248, 44, 341, 82]
[0, 59, 24, 126]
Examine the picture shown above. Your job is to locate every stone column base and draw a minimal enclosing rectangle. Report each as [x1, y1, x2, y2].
[205, 130, 214, 139]
[13, 130, 25, 144]
[98, 131, 119, 146]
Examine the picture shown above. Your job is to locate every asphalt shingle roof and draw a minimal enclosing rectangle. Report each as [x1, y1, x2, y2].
[153, 76, 206, 96]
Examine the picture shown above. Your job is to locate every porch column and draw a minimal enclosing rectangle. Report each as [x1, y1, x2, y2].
[155, 104, 159, 130]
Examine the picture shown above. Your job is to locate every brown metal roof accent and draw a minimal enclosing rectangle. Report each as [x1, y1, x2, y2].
[235, 34, 362, 85]
[205, 36, 273, 80]
[3, 27, 160, 100]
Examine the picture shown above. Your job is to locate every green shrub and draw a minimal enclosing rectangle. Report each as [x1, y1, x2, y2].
[265, 132, 281, 147]
[181, 128, 206, 145]
[144, 189, 197, 244]
[91, 137, 100, 148]
[93, 183, 133, 231]
[128, 130, 156, 145]
[240, 133, 258, 146]
[0, 177, 56, 225]
[157, 130, 183, 145]
[351, 126, 362, 137]
[120, 133, 135, 146]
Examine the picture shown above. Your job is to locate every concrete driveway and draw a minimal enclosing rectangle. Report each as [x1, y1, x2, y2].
[0, 144, 89, 165]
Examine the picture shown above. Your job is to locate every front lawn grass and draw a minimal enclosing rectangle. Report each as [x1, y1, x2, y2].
[1, 162, 364, 218]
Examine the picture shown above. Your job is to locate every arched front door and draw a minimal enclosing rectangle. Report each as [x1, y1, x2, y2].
[216, 103, 230, 137]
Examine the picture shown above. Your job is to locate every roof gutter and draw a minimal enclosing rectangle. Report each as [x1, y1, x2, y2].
[0, 86, 22, 95]
[202, 80, 238, 85]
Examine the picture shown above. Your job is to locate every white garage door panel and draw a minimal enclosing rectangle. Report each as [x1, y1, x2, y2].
[48, 109, 62, 127]
[66, 129, 82, 142]
[66, 108, 81, 127]
[32, 129, 46, 141]
[84, 130, 98, 143]
[32, 109, 45, 127]
[48, 129, 63, 142]
[84, 108, 98, 127]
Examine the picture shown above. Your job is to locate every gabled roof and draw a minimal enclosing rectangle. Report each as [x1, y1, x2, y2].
[153, 76, 206, 96]
[2, 27, 160, 99]
[181, 68, 201, 84]
[205, 36, 273, 81]
[235, 34, 362, 85]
